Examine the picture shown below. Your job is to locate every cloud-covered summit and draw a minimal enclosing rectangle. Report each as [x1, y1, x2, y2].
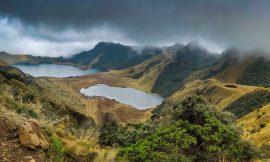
[0, 0, 270, 56]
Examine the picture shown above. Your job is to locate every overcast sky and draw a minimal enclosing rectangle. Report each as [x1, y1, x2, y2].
[0, 0, 270, 57]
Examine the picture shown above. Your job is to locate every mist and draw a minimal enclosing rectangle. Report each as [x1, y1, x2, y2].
[0, 0, 270, 56]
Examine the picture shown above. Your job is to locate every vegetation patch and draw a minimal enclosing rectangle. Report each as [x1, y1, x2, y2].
[237, 58, 270, 87]
[48, 134, 66, 162]
[117, 95, 258, 161]
[225, 90, 270, 118]
[152, 45, 217, 97]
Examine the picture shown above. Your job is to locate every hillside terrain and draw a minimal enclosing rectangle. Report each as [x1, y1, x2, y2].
[0, 51, 64, 65]
[65, 42, 161, 69]
[1, 43, 270, 161]
[0, 42, 160, 70]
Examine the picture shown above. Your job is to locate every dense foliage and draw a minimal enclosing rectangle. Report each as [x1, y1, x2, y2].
[152, 44, 218, 97]
[96, 95, 258, 161]
[99, 112, 119, 146]
[237, 58, 270, 87]
[225, 90, 270, 118]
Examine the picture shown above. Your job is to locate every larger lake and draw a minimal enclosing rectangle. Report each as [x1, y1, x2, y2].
[13, 64, 106, 77]
[80, 84, 164, 110]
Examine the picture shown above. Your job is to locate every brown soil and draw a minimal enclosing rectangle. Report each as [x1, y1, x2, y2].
[0, 118, 49, 162]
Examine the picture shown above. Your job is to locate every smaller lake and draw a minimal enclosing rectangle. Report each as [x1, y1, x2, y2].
[13, 64, 106, 78]
[80, 84, 164, 110]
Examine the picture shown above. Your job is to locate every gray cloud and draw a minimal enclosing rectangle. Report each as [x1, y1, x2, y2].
[0, 0, 270, 56]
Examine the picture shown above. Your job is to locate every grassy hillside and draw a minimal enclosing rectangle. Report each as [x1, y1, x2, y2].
[0, 59, 8, 66]
[1, 45, 270, 161]
[238, 103, 270, 146]
[114, 53, 172, 91]
[224, 89, 270, 118]
[152, 43, 218, 97]
[0, 64, 119, 161]
[167, 79, 256, 110]
[183, 48, 242, 83]
[0, 51, 63, 65]
[237, 58, 270, 87]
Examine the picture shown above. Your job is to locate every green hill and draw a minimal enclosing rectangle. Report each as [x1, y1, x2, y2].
[151, 43, 219, 97]
[0, 51, 63, 65]
[237, 58, 270, 87]
[1, 43, 270, 161]
[66, 42, 160, 69]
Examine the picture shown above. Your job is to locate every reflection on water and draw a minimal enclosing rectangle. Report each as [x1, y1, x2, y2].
[80, 84, 164, 110]
[13, 64, 106, 77]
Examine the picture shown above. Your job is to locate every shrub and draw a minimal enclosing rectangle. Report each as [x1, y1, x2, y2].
[260, 123, 266, 129]
[16, 105, 38, 118]
[48, 134, 66, 162]
[22, 92, 36, 103]
[118, 95, 258, 161]
[99, 113, 119, 146]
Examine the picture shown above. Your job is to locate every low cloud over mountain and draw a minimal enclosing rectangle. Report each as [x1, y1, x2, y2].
[0, 0, 270, 56]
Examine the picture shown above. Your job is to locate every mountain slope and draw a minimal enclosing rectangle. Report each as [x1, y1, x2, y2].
[237, 58, 270, 87]
[151, 43, 218, 97]
[66, 42, 160, 69]
[0, 59, 8, 66]
[0, 51, 63, 65]
[1, 43, 270, 160]
[0, 42, 161, 70]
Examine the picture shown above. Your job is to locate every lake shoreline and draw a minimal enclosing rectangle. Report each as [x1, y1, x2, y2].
[12, 63, 107, 78]
[80, 84, 164, 110]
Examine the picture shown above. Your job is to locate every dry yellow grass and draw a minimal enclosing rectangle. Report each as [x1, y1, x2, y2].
[93, 148, 118, 162]
[238, 103, 270, 146]
[61, 127, 118, 162]
[0, 59, 8, 66]
[169, 79, 256, 109]
[214, 56, 254, 83]
[112, 54, 172, 91]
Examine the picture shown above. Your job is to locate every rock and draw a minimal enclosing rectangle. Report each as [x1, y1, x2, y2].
[3, 113, 49, 150]
[18, 119, 49, 150]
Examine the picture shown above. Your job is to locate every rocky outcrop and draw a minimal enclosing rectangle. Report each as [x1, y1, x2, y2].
[3, 113, 49, 150]
[18, 119, 49, 150]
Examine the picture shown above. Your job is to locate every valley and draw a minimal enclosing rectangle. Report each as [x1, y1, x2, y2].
[2, 1, 270, 161]
[0, 42, 270, 161]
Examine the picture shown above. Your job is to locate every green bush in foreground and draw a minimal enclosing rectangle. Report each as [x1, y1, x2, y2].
[118, 95, 258, 162]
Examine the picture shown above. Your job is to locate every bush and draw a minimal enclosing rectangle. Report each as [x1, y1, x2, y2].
[99, 113, 119, 146]
[48, 134, 66, 162]
[260, 123, 266, 129]
[118, 95, 258, 161]
[22, 92, 36, 103]
[16, 105, 38, 118]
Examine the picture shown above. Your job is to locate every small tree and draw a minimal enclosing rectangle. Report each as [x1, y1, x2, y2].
[99, 112, 119, 146]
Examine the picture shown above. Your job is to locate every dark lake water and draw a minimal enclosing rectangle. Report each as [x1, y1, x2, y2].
[12, 64, 106, 77]
[80, 84, 164, 110]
